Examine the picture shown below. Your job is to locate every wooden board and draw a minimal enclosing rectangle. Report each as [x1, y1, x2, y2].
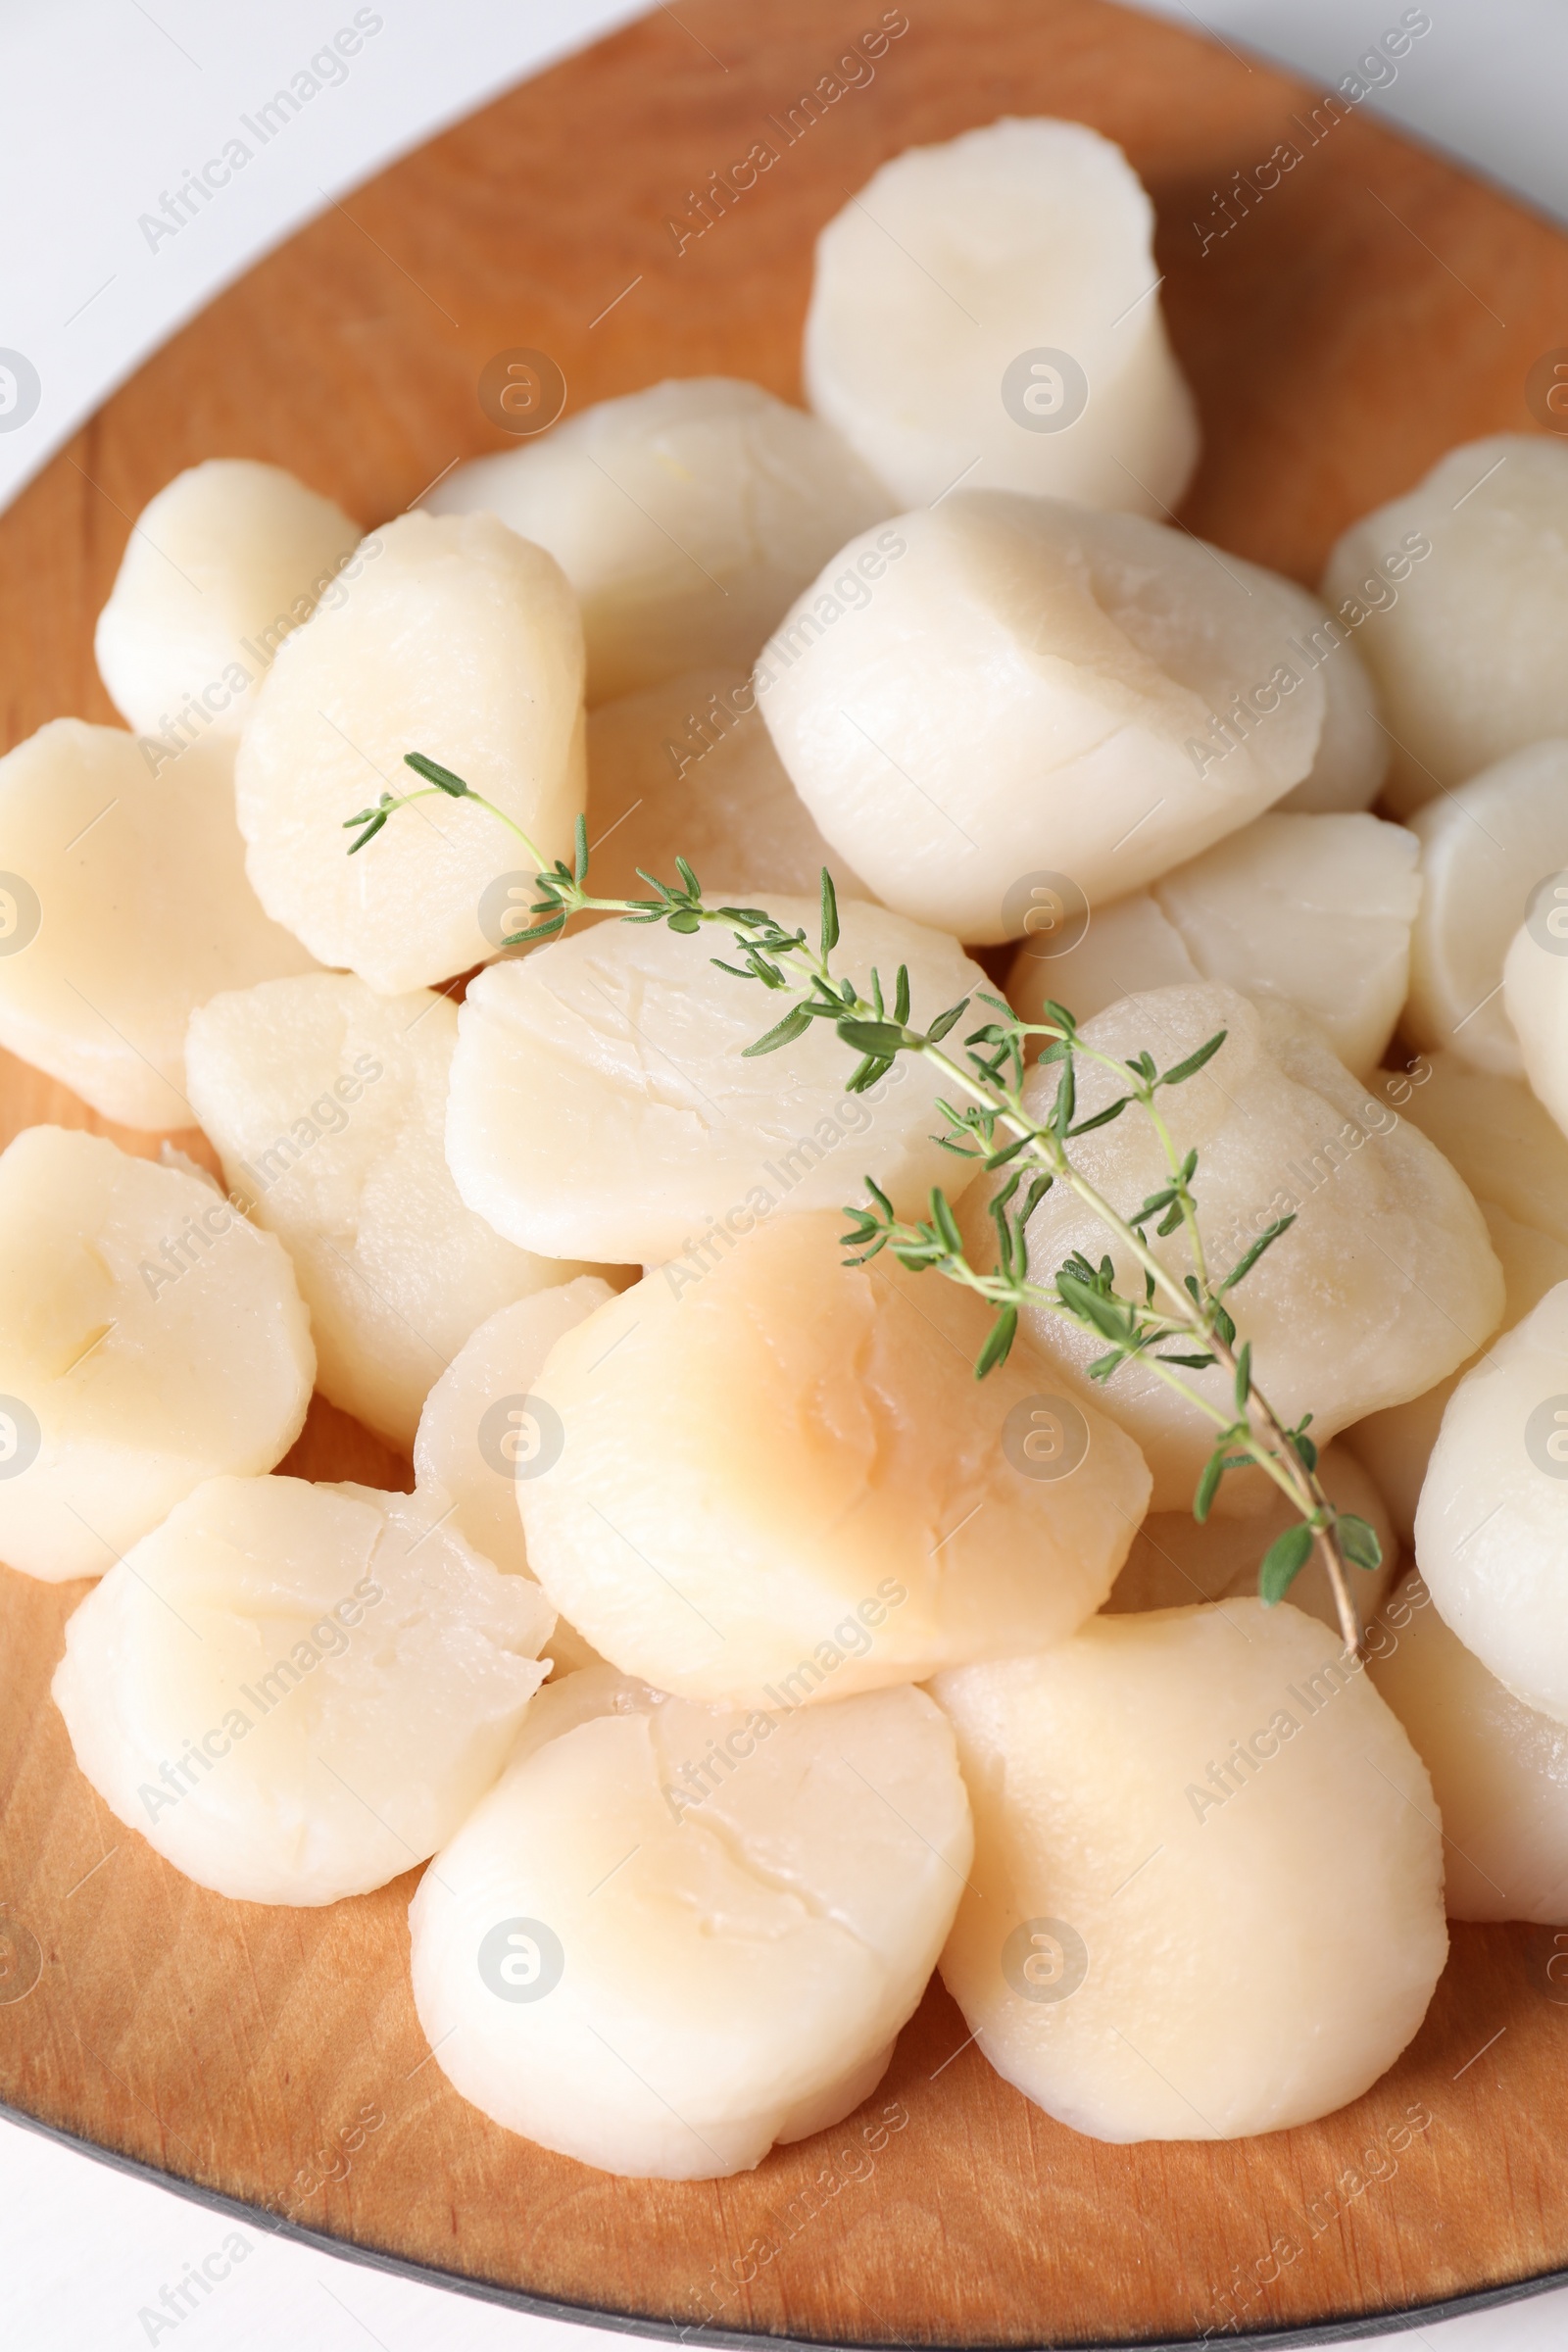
[3, 0, 1568, 2340]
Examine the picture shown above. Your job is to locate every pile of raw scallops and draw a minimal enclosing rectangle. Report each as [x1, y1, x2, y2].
[5, 118, 1568, 2180]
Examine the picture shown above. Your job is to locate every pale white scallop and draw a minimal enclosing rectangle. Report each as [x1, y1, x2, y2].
[233, 511, 584, 994]
[935, 1603, 1446, 2141]
[1370, 1573, 1568, 1923]
[426, 380, 891, 704]
[1345, 1053, 1568, 1544]
[802, 118, 1199, 515]
[756, 496, 1326, 942]
[515, 1211, 1151, 1709]
[53, 1474, 552, 1905]
[1272, 607, 1389, 813]
[1504, 913, 1568, 1145]
[1415, 1281, 1568, 1725]
[1151, 814, 1418, 1074]
[977, 985, 1503, 1512]
[445, 895, 984, 1265]
[407, 1668, 971, 2178]
[1006, 812, 1419, 1075]
[413, 1279, 615, 1674]
[1396, 1051, 1568, 1252]
[1104, 1443, 1396, 1631]
[1321, 434, 1568, 811]
[0, 1126, 313, 1582]
[0, 723, 315, 1128]
[585, 665, 872, 905]
[1008, 890, 1200, 1034]
[185, 974, 602, 1451]
[94, 459, 363, 740]
[1406, 741, 1568, 1075]
[1346, 1200, 1568, 1547]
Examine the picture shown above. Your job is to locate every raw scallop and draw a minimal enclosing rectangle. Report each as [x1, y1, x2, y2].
[1503, 909, 1568, 1146]
[757, 495, 1327, 942]
[1347, 1200, 1568, 1548]
[1006, 811, 1419, 1075]
[234, 511, 584, 994]
[1415, 1280, 1568, 1725]
[515, 1211, 1151, 1708]
[407, 1668, 970, 2177]
[0, 1126, 313, 1582]
[94, 459, 363, 740]
[1370, 1573, 1568, 1922]
[1009, 891, 1200, 1031]
[445, 895, 984, 1265]
[1272, 605, 1389, 815]
[185, 974, 601, 1451]
[427, 379, 891, 703]
[413, 1279, 615, 1673]
[585, 665, 871, 905]
[979, 984, 1503, 1512]
[1345, 1054, 1568, 1544]
[803, 118, 1199, 514]
[1396, 1051, 1568, 1253]
[1406, 740, 1568, 1075]
[0, 723, 315, 1128]
[1321, 434, 1568, 810]
[935, 1602, 1446, 2140]
[53, 1475, 552, 1904]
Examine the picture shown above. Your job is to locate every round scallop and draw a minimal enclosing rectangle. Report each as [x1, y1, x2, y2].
[803, 118, 1199, 516]
[413, 1279, 615, 1674]
[427, 379, 891, 704]
[408, 1668, 971, 2178]
[1273, 615, 1389, 814]
[234, 510, 584, 994]
[982, 984, 1503, 1512]
[0, 1126, 313, 1583]
[1007, 812, 1419, 1075]
[586, 666, 872, 905]
[1504, 913, 1568, 1145]
[185, 974, 602, 1452]
[935, 1602, 1446, 2142]
[94, 459, 363, 740]
[1104, 1443, 1396, 1632]
[757, 495, 1326, 942]
[1008, 890, 1200, 1036]
[1347, 1199, 1568, 1547]
[1415, 1281, 1568, 1725]
[0, 722, 316, 1128]
[1151, 814, 1418, 1076]
[1344, 1054, 1568, 1544]
[1396, 1050, 1568, 1253]
[515, 1210, 1151, 1709]
[1370, 1573, 1568, 1923]
[1406, 741, 1568, 1075]
[1322, 434, 1568, 811]
[52, 1474, 552, 1905]
[446, 896, 985, 1265]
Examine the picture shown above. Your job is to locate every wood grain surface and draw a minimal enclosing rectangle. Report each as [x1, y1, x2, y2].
[3, 0, 1568, 2341]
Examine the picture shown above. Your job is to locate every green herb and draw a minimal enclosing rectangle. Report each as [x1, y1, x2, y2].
[349, 755, 1378, 1653]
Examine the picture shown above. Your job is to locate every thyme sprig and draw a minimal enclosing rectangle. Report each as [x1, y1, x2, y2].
[345, 754, 1380, 1653]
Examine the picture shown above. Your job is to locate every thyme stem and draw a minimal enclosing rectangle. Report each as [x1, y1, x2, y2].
[348, 754, 1370, 1653]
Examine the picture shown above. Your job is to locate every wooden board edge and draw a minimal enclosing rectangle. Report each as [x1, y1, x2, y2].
[5, 2094, 1568, 2351]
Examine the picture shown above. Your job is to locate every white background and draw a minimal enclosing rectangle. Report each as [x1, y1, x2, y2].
[2, 1, 1565, 2344]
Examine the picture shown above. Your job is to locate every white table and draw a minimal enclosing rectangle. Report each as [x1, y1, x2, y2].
[3, 1, 1565, 2342]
